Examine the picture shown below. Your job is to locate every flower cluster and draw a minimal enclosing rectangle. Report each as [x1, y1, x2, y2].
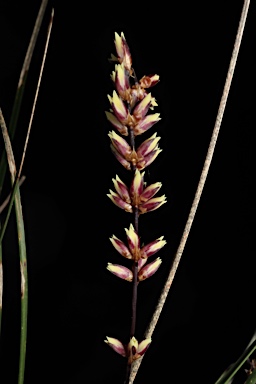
[107, 169, 166, 214]
[108, 130, 162, 171]
[107, 222, 166, 281]
[105, 32, 166, 366]
[105, 336, 152, 365]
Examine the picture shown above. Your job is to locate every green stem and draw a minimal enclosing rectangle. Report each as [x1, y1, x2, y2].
[245, 366, 256, 384]
[15, 188, 28, 384]
[0, 240, 2, 333]
[214, 339, 256, 384]
[0, 110, 28, 384]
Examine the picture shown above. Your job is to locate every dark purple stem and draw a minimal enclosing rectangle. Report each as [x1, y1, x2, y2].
[130, 207, 139, 337]
[124, 120, 139, 384]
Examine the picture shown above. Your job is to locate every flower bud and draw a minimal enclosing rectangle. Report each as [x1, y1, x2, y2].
[137, 147, 162, 170]
[140, 182, 162, 202]
[138, 257, 162, 281]
[105, 111, 128, 136]
[130, 169, 144, 206]
[125, 224, 140, 261]
[134, 113, 161, 136]
[107, 190, 132, 212]
[112, 175, 131, 203]
[108, 90, 128, 124]
[110, 144, 131, 170]
[109, 235, 132, 259]
[127, 336, 152, 364]
[108, 131, 132, 159]
[140, 236, 166, 258]
[139, 195, 167, 214]
[139, 74, 160, 88]
[115, 63, 130, 100]
[136, 132, 161, 158]
[114, 32, 132, 71]
[133, 93, 152, 120]
[107, 263, 133, 281]
[104, 337, 126, 357]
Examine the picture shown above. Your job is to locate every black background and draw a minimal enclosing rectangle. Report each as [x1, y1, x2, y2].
[0, 1, 255, 383]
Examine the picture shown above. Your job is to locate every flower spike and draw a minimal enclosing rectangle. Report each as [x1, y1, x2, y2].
[105, 32, 165, 371]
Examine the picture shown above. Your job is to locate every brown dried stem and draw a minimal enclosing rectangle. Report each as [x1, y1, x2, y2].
[128, 0, 251, 382]
[18, 9, 54, 179]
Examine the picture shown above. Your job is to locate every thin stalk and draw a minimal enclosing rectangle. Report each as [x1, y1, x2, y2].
[128, 0, 251, 382]
[0, 109, 28, 384]
[0, 0, 49, 196]
[18, 8, 54, 178]
[125, 259, 138, 384]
